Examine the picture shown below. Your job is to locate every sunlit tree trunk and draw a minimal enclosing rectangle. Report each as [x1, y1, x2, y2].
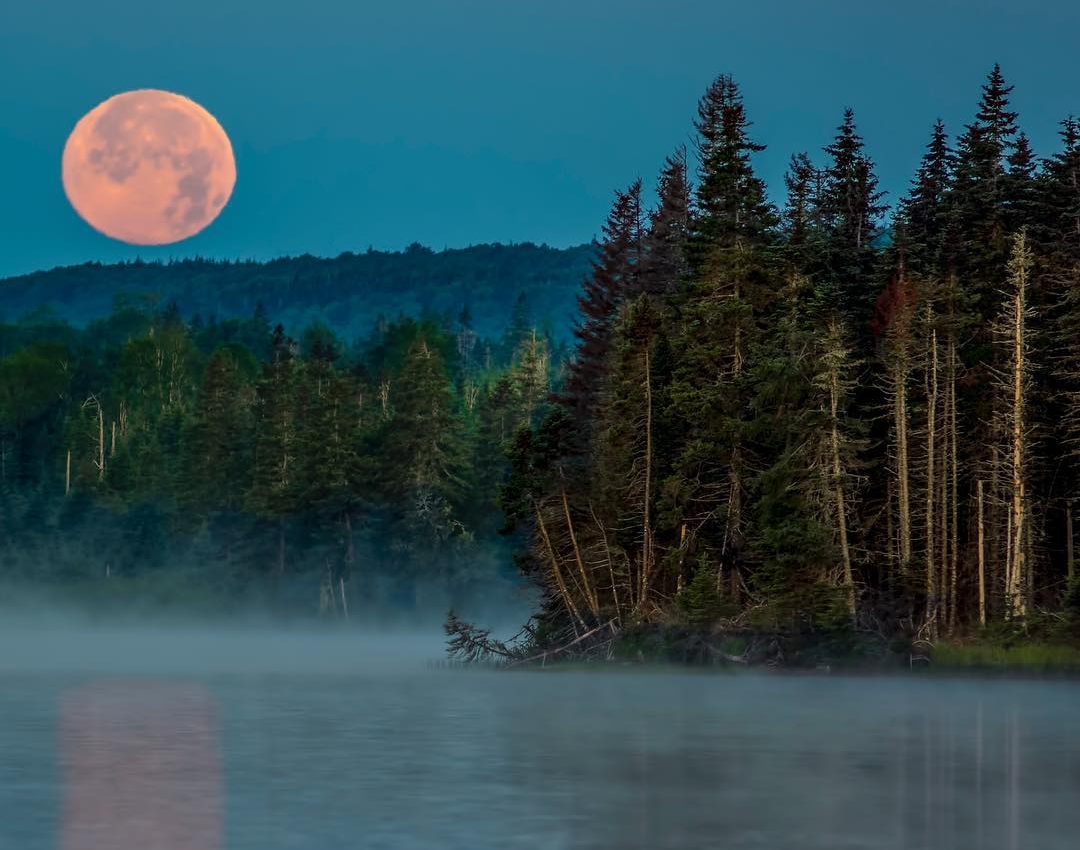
[978, 479, 987, 626]
[925, 325, 939, 635]
[1002, 231, 1033, 618]
[1067, 500, 1075, 581]
[947, 334, 960, 632]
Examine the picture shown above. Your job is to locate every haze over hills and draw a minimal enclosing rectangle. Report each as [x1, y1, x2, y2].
[0, 241, 596, 341]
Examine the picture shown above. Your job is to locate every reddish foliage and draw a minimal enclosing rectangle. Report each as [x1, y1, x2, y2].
[870, 270, 918, 337]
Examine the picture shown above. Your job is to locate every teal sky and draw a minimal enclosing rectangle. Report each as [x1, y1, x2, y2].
[1, 0, 1078, 278]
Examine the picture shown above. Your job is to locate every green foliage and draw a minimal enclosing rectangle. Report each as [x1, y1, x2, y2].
[676, 562, 730, 626]
[1062, 574, 1080, 637]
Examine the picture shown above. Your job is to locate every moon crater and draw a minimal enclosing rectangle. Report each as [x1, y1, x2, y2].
[62, 89, 236, 245]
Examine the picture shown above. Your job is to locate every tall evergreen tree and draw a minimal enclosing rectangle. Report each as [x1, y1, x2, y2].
[247, 325, 300, 575]
[688, 74, 778, 262]
[817, 109, 888, 323]
[560, 180, 644, 432]
[641, 149, 690, 297]
[782, 152, 821, 253]
[665, 74, 778, 599]
[947, 63, 1020, 296]
[899, 120, 952, 273]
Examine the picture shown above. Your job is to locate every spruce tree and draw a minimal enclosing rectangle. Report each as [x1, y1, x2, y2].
[641, 149, 690, 297]
[688, 74, 778, 262]
[817, 109, 888, 323]
[666, 74, 778, 600]
[899, 120, 952, 274]
[247, 324, 300, 575]
[947, 63, 1019, 298]
[560, 180, 644, 433]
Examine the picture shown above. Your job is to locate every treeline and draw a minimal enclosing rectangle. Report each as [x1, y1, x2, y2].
[0, 242, 594, 344]
[499, 66, 1080, 656]
[0, 292, 561, 616]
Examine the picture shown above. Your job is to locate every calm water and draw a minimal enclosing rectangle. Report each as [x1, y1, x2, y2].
[1, 629, 1079, 850]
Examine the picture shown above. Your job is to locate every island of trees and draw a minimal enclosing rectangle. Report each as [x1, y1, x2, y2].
[3, 66, 1080, 667]
[459, 65, 1080, 667]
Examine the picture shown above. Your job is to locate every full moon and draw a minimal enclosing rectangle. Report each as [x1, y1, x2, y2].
[62, 89, 236, 245]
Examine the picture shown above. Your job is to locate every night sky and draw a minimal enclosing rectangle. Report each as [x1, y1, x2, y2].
[1, 0, 1077, 278]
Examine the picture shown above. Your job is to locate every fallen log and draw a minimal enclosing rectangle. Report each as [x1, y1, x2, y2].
[505, 620, 618, 668]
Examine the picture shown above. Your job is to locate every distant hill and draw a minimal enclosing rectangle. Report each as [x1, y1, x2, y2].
[0, 242, 596, 340]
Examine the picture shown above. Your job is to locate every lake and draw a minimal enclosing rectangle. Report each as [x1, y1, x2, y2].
[1, 628, 1078, 849]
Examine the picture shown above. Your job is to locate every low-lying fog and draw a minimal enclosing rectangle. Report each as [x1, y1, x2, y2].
[0, 621, 451, 676]
[2, 613, 1079, 849]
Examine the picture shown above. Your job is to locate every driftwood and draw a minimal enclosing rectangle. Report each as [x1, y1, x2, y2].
[705, 644, 749, 664]
[505, 620, 618, 668]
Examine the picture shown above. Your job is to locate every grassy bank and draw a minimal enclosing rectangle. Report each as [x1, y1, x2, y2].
[930, 640, 1080, 673]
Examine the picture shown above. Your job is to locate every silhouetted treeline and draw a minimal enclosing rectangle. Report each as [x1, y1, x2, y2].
[498, 66, 1080, 658]
[0, 241, 594, 345]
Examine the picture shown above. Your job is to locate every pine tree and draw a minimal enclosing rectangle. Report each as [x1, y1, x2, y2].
[817, 109, 888, 323]
[378, 337, 470, 570]
[665, 75, 779, 600]
[782, 151, 821, 253]
[247, 325, 300, 575]
[947, 64, 1019, 298]
[641, 149, 690, 297]
[899, 120, 952, 274]
[1004, 131, 1039, 232]
[182, 345, 255, 517]
[688, 74, 778, 262]
[560, 180, 644, 432]
[294, 355, 366, 580]
[594, 295, 669, 621]
[1038, 116, 1080, 259]
[499, 293, 533, 366]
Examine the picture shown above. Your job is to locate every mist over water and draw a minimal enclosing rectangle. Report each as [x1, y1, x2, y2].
[1, 625, 1079, 849]
[0, 623, 447, 677]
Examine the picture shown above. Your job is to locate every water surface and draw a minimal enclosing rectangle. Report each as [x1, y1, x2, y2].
[1, 629, 1078, 849]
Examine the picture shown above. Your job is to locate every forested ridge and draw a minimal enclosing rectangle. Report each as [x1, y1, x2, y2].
[5, 67, 1080, 663]
[0, 241, 594, 343]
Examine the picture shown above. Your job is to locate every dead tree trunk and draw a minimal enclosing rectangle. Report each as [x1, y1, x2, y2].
[1003, 231, 1033, 619]
[947, 334, 960, 633]
[978, 479, 987, 626]
[639, 344, 655, 610]
[1067, 500, 1075, 581]
[825, 318, 856, 619]
[925, 326, 939, 636]
[535, 503, 587, 633]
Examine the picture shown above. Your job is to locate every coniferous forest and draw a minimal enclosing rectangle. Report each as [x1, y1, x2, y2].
[5, 66, 1080, 663]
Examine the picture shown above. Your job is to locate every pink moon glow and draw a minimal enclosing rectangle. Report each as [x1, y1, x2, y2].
[61, 89, 236, 245]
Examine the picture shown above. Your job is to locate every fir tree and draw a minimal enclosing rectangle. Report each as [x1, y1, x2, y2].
[641, 149, 690, 297]
[817, 109, 888, 323]
[688, 74, 778, 264]
[899, 120, 952, 273]
[560, 180, 644, 433]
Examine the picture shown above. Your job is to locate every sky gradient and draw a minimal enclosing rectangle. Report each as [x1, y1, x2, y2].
[1, 0, 1078, 278]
